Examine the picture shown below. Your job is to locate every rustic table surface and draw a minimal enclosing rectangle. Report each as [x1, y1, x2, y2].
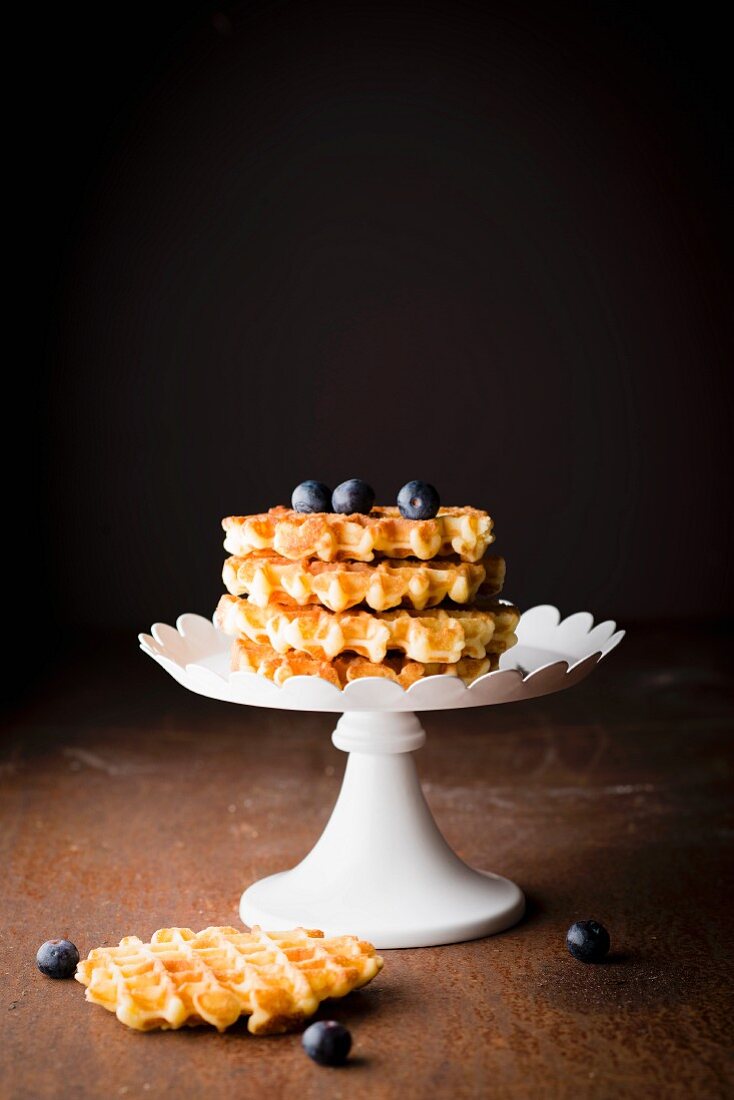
[2, 623, 732, 1099]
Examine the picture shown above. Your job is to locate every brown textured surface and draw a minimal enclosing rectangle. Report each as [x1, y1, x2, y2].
[2, 623, 733, 1099]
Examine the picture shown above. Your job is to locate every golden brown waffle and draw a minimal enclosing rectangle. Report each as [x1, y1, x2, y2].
[223, 552, 505, 612]
[231, 637, 496, 687]
[222, 505, 494, 563]
[75, 925, 382, 1035]
[216, 594, 519, 663]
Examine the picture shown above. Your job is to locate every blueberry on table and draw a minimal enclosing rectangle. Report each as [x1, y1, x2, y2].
[397, 480, 440, 520]
[292, 481, 332, 513]
[36, 939, 80, 979]
[302, 1020, 352, 1066]
[566, 920, 610, 963]
[331, 479, 375, 515]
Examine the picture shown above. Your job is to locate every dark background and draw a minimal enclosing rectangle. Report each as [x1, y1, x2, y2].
[14, 1, 733, 670]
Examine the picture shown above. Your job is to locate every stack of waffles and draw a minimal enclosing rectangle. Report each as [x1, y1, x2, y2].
[215, 506, 520, 689]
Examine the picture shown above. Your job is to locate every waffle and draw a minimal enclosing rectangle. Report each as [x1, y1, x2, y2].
[222, 506, 494, 563]
[231, 637, 496, 687]
[76, 925, 382, 1035]
[216, 594, 520, 664]
[223, 552, 505, 612]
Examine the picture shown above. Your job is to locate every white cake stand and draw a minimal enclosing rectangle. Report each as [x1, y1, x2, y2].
[139, 606, 623, 949]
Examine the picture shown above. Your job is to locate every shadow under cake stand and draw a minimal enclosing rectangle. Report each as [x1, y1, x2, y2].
[140, 606, 623, 949]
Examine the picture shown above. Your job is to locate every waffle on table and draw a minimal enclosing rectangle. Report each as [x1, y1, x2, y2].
[76, 925, 382, 1035]
[217, 501, 519, 688]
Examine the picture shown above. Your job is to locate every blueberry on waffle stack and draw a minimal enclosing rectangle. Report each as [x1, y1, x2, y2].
[215, 480, 520, 689]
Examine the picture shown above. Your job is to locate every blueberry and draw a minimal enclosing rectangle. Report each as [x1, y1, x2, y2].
[566, 920, 610, 963]
[397, 480, 440, 520]
[292, 480, 332, 513]
[36, 938, 80, 979]
[331, 479, 375, 515]
[302, 1020, 352, 1066]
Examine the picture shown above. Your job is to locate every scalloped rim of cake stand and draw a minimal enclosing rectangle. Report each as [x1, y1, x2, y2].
[138, 605, 624, 713]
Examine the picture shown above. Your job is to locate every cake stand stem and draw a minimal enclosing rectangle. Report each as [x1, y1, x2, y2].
[240, 711, 524, 949]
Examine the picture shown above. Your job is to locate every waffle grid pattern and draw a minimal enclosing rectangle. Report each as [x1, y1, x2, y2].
[76, 925, 383, 1035]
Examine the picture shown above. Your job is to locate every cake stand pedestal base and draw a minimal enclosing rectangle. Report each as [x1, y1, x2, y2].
[240, 711, 525, 949]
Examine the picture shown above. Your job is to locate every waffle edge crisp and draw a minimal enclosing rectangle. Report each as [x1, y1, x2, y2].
[231, 637, 497, 688]
[215, 594, 520, 664]
[223, 552, 505, 612]
[222, 505, 494, 563]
